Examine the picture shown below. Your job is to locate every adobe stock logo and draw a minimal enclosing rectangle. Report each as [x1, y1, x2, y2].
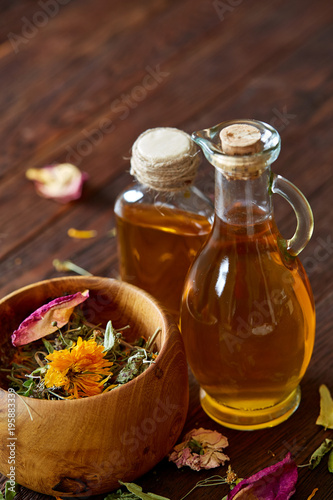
[303, 235, 333, 275]
[8, 0, 72, 54]
[212, 0, 243, 21]
[65, 65, 170, 166]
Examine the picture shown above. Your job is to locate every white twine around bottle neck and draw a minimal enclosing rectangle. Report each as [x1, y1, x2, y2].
[130, 127, 201, 192]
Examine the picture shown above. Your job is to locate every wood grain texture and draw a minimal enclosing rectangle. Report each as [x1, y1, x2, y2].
[0, 0, 332, 498]
[0, 0, 332, 264]
[0, 277, 188, 496]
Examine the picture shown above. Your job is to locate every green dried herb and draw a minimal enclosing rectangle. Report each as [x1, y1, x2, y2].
[316, 384, 333, 430]
[309, 439, 333, 469]
[105, 489, 138, 499]
[118, 482, 170, 500]
[103, 468, 239, 500]
[104, 320, 116, 351]
[1, 481, 20, 500]
[3, 309, 159, 400]
[328, 450, 333, 473]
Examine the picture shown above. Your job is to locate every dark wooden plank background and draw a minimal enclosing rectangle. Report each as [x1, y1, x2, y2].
[0, 0, 332, 498]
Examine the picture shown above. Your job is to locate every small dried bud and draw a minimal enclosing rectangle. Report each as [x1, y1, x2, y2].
[226, 465, 238, 484]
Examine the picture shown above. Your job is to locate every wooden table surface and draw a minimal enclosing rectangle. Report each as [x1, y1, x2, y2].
[0, 0, 333, 498]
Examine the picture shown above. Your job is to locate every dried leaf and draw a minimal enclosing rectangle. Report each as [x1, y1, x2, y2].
[4, 481, 19, 500]
[104, 321, 116, 351]
[26, 163, 88, 203]
[116, 352, 146, 384]
[11, 290, 89, 346]
[309, 439, 333, 469]
[328, 450, 333, 473]
[227, 453, 297, 500]
[42, 338, 54, 354]
[118, 481, 170, 500]
[105, 489, 138, 499]
[316, 384, 333, 430]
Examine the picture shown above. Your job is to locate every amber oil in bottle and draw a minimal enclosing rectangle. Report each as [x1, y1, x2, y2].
[114, 128, 213, 318]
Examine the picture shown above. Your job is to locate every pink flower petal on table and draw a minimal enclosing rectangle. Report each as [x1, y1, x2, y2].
[190, 428, 229, 449]
[168, 447, 192, 469]
[26, 163, 88, 203]
[185, 453, 202, 472]
[11, 290, 89, 346]
[227, 453, 298, 500]
[200, 449, 230, 470]
[169, 427, 229, 471]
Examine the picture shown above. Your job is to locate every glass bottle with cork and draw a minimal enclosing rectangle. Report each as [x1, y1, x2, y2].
[114, 127, 214, 319]
[180, 119, 315, 430]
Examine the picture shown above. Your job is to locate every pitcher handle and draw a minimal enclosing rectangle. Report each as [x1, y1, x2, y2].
[271, 174, 314, 256]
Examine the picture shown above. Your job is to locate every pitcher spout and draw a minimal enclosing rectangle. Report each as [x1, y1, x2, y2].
[191, 124, 224, 165]
[192, 119, 281, 175]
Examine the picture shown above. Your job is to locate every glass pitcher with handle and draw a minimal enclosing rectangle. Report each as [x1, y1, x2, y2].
[180, 119, 315, 430]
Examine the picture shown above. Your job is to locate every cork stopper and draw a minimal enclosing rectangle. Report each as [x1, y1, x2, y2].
[219, 124, 262, 155]
[192, 119, 281, 181]
[214, 123, 263, 179]
[130, 127, 200, 191]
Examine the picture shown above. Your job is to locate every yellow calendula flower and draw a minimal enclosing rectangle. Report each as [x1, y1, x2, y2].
[44, 337, 113, 399]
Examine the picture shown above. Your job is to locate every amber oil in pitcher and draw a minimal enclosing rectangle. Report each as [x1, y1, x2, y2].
[180, 120, 315, 429]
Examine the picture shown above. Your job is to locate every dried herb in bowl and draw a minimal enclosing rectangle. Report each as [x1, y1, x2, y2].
[1, 290, 160, 400]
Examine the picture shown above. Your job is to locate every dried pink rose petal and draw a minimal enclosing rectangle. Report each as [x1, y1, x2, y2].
[190, 428, 228, 449]
[200, 449, 229, 469]
[227, 453, 298, 500]
[26, 163, 88, 203]
[11, 290, 89, 346]
[169, 446, 192, 469]
[169, 427, 229, 471]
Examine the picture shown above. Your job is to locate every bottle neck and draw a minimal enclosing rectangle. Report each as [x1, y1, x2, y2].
[214, 168, 273, 226]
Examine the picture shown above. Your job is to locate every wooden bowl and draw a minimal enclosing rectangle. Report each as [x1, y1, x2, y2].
[0, 276, 189, 497]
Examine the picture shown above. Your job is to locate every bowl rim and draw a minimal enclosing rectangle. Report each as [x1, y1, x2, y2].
[0, 275, 179, 405]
